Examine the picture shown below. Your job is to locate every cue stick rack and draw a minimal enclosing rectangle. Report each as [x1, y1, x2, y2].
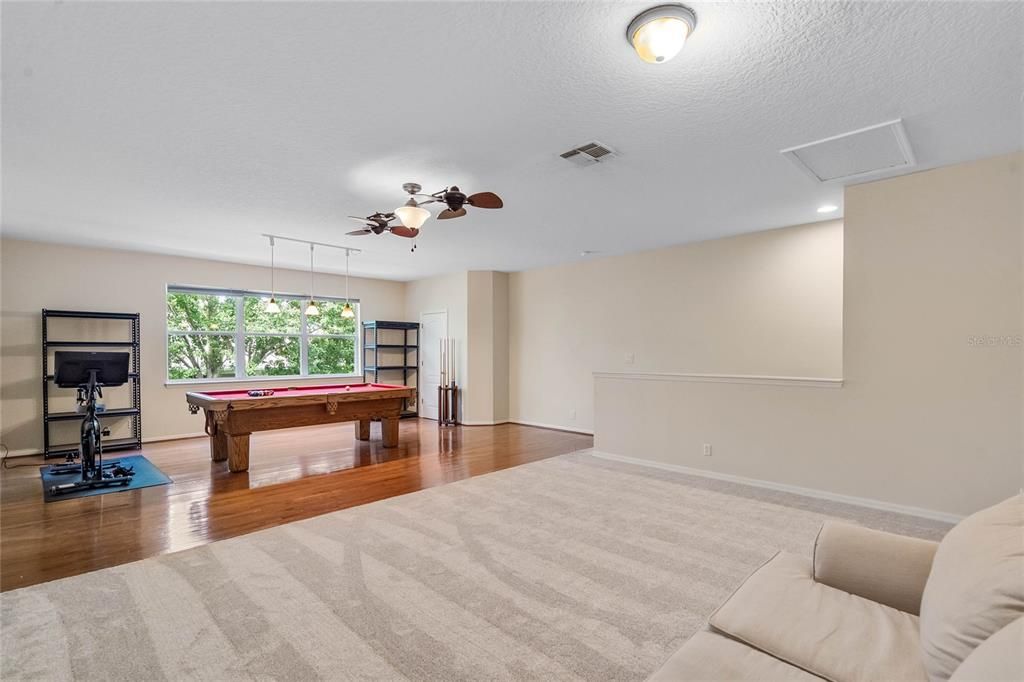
[438, 336, 458, 426]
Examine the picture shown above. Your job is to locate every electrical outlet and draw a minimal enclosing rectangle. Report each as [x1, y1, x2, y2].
[703, 443, 712, 457]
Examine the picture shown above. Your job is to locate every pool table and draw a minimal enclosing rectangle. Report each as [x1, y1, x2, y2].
[186, 383, 416, 472]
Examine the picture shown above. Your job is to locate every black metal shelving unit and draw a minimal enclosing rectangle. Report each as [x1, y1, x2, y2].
[41, 309, 142, 459]
[362, 320, 418, 417]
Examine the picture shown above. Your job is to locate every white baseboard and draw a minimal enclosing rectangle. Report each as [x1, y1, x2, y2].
[4, 447, 45, 459]
[2, 432, 208, 459]
[590, 450, 962, 524]
[145, 432, 207, 444]
[509, 420, 594, 436]
[460, 420, 510, 426]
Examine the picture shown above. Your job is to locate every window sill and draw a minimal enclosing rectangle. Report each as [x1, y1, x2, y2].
[165, 373, 363, 387]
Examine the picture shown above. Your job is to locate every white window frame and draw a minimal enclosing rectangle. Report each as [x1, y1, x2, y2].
[165, 285, 361, 384]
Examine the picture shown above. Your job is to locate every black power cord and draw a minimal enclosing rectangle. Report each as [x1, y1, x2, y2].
[1, 443, 41, 469]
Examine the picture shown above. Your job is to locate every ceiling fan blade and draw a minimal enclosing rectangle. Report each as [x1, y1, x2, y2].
[390, 226, 420, 238]
[346, 229, 372, 236]
[348, 216, 373, 223]
[466, 192, 503, 209]
[437, 207, 467, 220]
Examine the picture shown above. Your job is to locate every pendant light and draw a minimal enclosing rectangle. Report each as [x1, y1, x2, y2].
[265, 237, 281, 313]
[394, 197, 430, 230]
[305, 244, 319, 316]
[341, 249, 355, 319]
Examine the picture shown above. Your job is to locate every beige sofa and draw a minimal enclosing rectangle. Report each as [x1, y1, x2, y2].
[650, 495, 1023, 681]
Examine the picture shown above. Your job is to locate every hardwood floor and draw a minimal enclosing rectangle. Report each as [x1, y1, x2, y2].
[0, 420, 592, 592]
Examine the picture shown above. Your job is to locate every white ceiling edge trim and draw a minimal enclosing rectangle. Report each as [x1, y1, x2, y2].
[0, 233, 411, 282]
[593, 371, 844, 388]
[587, 450, 961, 524]
[780, 118, 916, 184]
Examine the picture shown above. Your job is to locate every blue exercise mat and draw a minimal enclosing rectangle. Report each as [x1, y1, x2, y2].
[40, 454, 172, 502]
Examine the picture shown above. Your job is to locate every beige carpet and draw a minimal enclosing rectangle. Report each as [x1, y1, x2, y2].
[1, 450, 949, 681]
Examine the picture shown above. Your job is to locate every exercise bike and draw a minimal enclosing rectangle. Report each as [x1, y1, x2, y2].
[47, 352, 135, 495]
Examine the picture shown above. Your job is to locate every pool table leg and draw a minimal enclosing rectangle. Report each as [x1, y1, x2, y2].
[356, 419, 371, 441]
[382, 416, 399, 448]
[210, 431, 229, 463]
[226, 433, 251, 472]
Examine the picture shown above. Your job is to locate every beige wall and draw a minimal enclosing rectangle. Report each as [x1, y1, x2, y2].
[403, 270, 510, 425]
[404, 271, 469, 421]
[0, 239, 406, 455]
[492, 272, 510, 423]
[465, 271, 510, 424]
[595, 153, 1023, 517]
[508, 220, 844, 432]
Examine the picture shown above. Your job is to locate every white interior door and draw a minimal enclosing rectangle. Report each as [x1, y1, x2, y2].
[419, 311, 447, 420]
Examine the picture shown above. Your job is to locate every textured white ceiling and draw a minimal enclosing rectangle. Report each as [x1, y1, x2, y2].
[2, 1, 1021, 280]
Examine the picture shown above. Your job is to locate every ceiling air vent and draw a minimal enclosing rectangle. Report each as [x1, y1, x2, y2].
[780, 119, 915, 183]
[560, 141, 615, 166]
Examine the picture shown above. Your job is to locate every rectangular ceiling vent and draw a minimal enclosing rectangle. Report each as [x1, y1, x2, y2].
[560, 141, 615, 166]
[780, 119, 915, 183]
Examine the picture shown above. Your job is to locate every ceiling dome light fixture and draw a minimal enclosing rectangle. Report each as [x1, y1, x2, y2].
[627, 4, 697, 64]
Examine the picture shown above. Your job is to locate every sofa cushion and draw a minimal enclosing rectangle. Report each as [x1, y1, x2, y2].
[919, 495, 1024, 681]
[949, 617, 1024, 682]
[813, 521, 938, 615]
[647, 630, 823, 681]
[709, 551, 927, 682]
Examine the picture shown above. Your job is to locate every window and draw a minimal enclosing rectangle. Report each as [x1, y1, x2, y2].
[167, 287, 359, 382]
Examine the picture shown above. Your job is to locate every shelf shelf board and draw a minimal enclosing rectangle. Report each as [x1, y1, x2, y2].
[364, 365, 417, 371]
[362, 321, 419, 330]
[45, 341, 135, 348]
[45, 373, 139, 382]
[364, 344, 418, 350]
[45, 437, 141, 457]
[45, 408, 141, 422]
[43, 310, 140, 320]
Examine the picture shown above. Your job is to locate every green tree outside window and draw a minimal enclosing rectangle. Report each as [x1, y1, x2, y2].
[167, 290, 358, 380]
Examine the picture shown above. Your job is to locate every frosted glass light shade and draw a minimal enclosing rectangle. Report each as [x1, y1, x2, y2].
[305, 300, 319, 316]
[628, 5, 696, 64]
[266, 297, 281, 314]
[341, 302, 355, 319]
[394, 201, 430, 229]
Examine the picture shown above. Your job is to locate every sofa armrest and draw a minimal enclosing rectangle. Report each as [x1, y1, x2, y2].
[813, 521, 938, 615]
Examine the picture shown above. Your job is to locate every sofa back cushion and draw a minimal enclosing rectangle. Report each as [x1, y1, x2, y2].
[919, 495, 1024, 681]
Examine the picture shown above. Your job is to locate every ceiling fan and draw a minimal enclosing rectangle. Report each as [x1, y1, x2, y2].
[344, 182, 504, 250]
[345, 212, 420, 239]
[412, 183, 504, 220]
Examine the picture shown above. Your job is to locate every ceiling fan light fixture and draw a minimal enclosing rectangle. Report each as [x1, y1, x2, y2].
[394, 198, 430, 230]
[627, 4, 697, 64]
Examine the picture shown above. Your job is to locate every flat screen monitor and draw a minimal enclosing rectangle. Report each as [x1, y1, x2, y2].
[54, 351, 130, 388]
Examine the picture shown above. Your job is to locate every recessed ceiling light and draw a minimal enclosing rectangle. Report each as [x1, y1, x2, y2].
[817, 204, 839, 214]
[627, 4, 697, 64]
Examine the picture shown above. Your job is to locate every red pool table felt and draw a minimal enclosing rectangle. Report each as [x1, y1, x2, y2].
[193, 383, 407, 400]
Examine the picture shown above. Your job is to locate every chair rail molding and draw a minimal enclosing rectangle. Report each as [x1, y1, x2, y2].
[593, 371, 844, 389]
